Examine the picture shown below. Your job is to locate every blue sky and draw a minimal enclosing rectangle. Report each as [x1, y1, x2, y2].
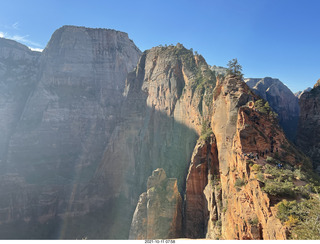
[0, 0, 319, 92]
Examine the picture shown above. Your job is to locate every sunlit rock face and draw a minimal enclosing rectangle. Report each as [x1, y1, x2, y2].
[244, 77, 299, 141]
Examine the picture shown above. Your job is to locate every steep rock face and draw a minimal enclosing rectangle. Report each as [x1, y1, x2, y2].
[0, 38, 40, 168]
[129, 168, 182, 239]
[6, 25, 141, 181]
[95, 44, 216, 238]
[244, 77, 299, 141]
[297, 83, 320, 173]
[0, 26, 141, 237]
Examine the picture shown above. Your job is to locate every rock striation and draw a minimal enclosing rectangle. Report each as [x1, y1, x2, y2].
[129, 168, 182, 239]
[244, 77, 299, 141]
[296, 81, 320, 173]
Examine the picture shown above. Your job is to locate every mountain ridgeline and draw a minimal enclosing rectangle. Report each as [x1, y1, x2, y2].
[0, 26, 319, 240]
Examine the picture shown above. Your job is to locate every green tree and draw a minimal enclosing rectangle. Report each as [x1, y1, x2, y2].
[226, 58, 243, 79]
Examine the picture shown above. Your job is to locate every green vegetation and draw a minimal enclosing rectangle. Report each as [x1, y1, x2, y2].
[200, 119, 213, 141]
[251, 164, 262, 172]
[226, 58, 243, 79]
[262, 164, 312, 198]
[276, 197, 320, 239]
[248, 215, 259, 226]
[235, 178, 247, 188]
[254, 99, 278, 119]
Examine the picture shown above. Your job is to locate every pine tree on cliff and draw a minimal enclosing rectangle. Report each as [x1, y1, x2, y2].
[226, 58, 243, 79]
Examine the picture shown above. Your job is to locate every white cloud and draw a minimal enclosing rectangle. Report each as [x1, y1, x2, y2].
[0, 32, 4, 38]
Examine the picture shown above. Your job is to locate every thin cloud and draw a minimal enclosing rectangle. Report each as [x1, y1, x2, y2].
[12, 22, 19, 30]
[0, 31, 43, 51]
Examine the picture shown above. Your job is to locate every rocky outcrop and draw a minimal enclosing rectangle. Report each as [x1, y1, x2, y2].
[244, 77, 299, 141]
[129, 168, 182, 239]
[296, 81, 320, 173]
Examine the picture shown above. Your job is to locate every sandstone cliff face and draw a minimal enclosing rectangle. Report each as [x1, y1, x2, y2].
[129, 168, 182, 239]
[94, 44, 216, 238]
[203, 76, 308, 239]
[113, 46, 310, 240]
[244, 77, 299, 141]
[0, 26, 141, 238]
[297, 83, 320, 173]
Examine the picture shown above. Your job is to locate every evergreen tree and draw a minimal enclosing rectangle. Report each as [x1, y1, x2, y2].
[226, 58, 243, 79]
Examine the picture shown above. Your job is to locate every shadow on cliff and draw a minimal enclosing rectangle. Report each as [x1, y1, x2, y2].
[0, 106, 200, 240]
[81, 106, 199, 239]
